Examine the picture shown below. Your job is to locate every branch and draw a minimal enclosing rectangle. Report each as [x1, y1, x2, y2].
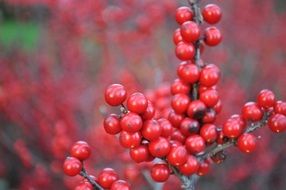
[80, 167, 104, 190]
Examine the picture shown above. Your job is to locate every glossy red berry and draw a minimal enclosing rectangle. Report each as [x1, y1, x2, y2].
[185, 135, 206, 154]
[180, 21, 200, 43]
[268, 114, 286, 133]
[237, 133, 256, 153]
[171, 93, 190, 114]
[151, 163, 170, 182]
[167, 146, 188, 166]
[168, 110, 184, 128]
[110, 180, 131, 190]
[200, 124, 217, 143]
[171, 78, 190, 95]
[148, 137, 171, 158]
[141, 120, 162, 141]
[173, 28, 183, 45]
[70, 141, 91, 161]
[202, 109, 216, 123]
[104, 114, 121, 135]
[175, 6, 193, 25]
[105, 84, 127, 106]
[178, 155, 199, 175]
[98, 168, 119, 189]
[200, 89, 219, 107]
[197, 162, 210, 176]
[171, 130, 186, 143]
[63, 157, 82, 176]
[180, 118, 200, 136]
[187, 100, 207, 119]
[202, 4, 222, 24]
[158, 118, 173, 138]
[223, 115, 245, 138]
[241, 102, 263, 121]
[199, 64, 220, 87]
[257, 89, 275, 108]
[130, 145, 152, 163]
[204, 27, 222, 46]
[119, 131, 141, 148]
[177, 62, 200, 84]
[142, 100, 155, 120]
[120, 112, 143, 133]
[274, 101, 286, 115]
[175, 42, 195, 61]
[127, 92, 148, 114]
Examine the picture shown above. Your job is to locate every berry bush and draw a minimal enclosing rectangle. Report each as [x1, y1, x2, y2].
[0, 0, 286, 190]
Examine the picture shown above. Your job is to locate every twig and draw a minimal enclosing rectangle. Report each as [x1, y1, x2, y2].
[80, 167, 104, 190]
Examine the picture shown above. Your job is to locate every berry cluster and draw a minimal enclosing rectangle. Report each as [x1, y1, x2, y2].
[63, 141, 130, 190]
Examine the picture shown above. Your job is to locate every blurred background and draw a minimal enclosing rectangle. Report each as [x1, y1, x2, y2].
[0, 0, 286, 189]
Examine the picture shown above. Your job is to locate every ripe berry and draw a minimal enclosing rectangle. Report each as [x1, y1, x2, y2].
[223, 115, 245, 138]
[142, 100, 155, 120]
[173, 28, 183, 45]
[75, 183, 93, 190]
[151, 163, 170, 182]
[98, 168, 119, 189]
[185, 135, 206, 154]
[178, 155, 199, 175]
[257, 89, 275, 108]
[274, 101, 286, 115]
[171, 78, 190, 95]
[119, 131, 141, 148]
[70, 141, 91, 161]
[168, 110, 184, 128]
[110, 180, 131, 190]
[180, 21, 200, 43]
[177, 62, 200, 84]
[148, 137, 171, 158]
[237, 133, 256, 153]
[120, 112, 143, 133]
[158, 118, 173, 138]
[200, 124, 217, 143]
[197, 162, 210, 176]
[187, 100, 207, 119]
[171, 93, 190, 114]
[202, 4, 222, 24]
[200, 89, 219, 107]
[180, 118, 200, 136]
[175, 6, 193, 25]
[204, 27, 222, 46]
[213, 99, 222, 113]
[202, 109, 216, 123]
[141, 120, 162, 141]
[241, 102, 263, 121]
[171, 130, 186, 143]
[167, 146, 188, 166]
[199, 64, 220, 87]
[127, 92, 148, 114]
[268, 114, 286, 133]
[105, 84, 127, 106]
[175, 42, 195, 61]
[130, 145, 152, 163]
[63, 157, 82, 176]
[104, 114, 121, 135]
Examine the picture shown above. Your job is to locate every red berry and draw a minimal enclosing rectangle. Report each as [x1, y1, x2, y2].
[185, 135, 206, 154]
[127, 92, 148, 114]
[237, 133, 256, 153]
[173, 28, 183, 45]
[268, 114, 286, 133]
[70, 141, 92, 161]
[175, 42, 195, 61]
[178, 155, 199, 175]
[142, 100, 155, 120]
[213, 99, 222, 113]
[177, 62, 200, 84]
[141, 120, 162, 141]
[257, 89, 275, 108]
[241, 102, 263, 121]
[175, 6, 193, 25]
[120, 112, 143, 133]
[171, 93, 190, 114]
[63, 157, 82, 176]
[130, 145, 152, 163]
[204, 27, 222, 46]
[168, 110, 184, 128]
[110, 180, 131, 190]
[171, 79, 190, 95]
[200, 89, 219, 107]
[223, 115, 245, 138]
[171, 130, 186, 143]
[105, 84, 127, 106]
[151, 163, 170, 182]
[180, 118, 200, 136]
[98, 168, 119, 189]
[148, 137, 171, 158]
[158, 118, 173, 138]
[197, 162, 210, 176]
[119, 131, 142, 148]
[180, 21, 200, 43]
[202, 109, 216, 123]
[200, 124, 217, 143]
[187, 100, 207, 119]
[202, 4, 222, 24]
[274, 101, 286, 115]
[199, 64, 220, 87]
[104, 114, 121, 135]
[75, 183, 93, 190]
[167, 146, 188, 166]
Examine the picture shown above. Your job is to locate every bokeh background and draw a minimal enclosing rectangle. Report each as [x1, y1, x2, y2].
[0, 0, 286, 189]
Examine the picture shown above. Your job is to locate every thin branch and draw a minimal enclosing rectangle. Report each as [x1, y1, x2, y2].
[80, 167, 104, 190]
